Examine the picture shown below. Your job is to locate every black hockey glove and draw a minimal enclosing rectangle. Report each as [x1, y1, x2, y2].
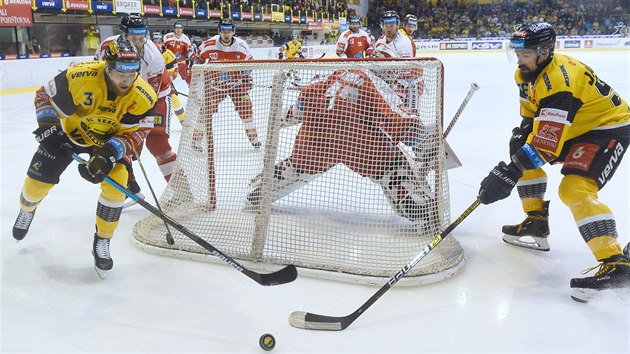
[78, 145, 117, 184]
[33, 124, 71, 155]
[278, 52, 283, 59]
[509, 127, 531, 156]
[298, 53, 305, 59]
[509, 119, 532, 156]
[478, 161, 523, 205]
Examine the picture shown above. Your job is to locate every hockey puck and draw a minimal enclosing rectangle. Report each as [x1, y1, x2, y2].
[259, 333, 276, 351]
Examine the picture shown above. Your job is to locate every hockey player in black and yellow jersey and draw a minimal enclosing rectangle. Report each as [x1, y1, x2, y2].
[12, 37, 157, 278]
[278, 35, 304, 59]
[477, 22, 630, 302]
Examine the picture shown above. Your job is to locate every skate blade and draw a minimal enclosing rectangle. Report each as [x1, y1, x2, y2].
[571, 287, 630, 304]
[502, 234, 550, 252]
[122, 192, 145, 209]
[570, 288, 595, 303]
[94, 266, 109, 280]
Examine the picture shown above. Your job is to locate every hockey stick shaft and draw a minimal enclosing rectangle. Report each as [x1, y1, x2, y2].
[443, 82, 479, 138]
[70, 153, 297, 286]
[289, 199, 481, 330]
[173, 89, 188, 97]
[131, 147, 175, 245]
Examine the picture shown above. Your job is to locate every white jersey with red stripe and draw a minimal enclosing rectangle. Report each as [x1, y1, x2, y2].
[336, 29, 374, 58]
[163, 32, 193, 62]
[375, 31, 416, 58]
[95, 35, 170, 99]
[198, 35, 253, 62]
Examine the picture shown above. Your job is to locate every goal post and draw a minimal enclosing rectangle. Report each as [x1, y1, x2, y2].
[132, 58, 464, 286]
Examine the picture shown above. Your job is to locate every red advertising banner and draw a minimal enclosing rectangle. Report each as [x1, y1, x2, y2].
[143, 4, 159, 14]
[179, 7, 192, 16]
[65, 0, 89, 11]
[0, 0, 33, 27]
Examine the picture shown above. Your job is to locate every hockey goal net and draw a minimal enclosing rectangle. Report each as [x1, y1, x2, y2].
[132, 57, 464, 286]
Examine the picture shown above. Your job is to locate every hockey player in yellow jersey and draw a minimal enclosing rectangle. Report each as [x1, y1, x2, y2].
[399, 14, 418, 39]
[477, 22, 630, 302]
[162, 48, 186, 123]
[278, 35, 304, 59]
[12, 37, 157, 278]
[152, 31, 185, 123]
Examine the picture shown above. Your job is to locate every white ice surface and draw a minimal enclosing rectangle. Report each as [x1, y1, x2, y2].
[2, 50, 629, 353]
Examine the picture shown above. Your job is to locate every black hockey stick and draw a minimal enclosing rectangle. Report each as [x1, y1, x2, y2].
[173, 89, 188, 97]
[288, 199, 481, 330]
[70, 153, 298, 286]
[131, 147, 175, 245]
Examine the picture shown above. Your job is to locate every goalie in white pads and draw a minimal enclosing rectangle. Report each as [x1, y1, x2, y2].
[246, 66, 434, 222]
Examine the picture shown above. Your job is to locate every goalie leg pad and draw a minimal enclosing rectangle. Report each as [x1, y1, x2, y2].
[246, 158, 321, 208]
[374, 161, 432, 221]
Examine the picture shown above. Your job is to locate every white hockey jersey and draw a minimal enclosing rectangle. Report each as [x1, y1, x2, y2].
[375, 31, 416, 58]
[198, 35, 253, 62]
[95, 35, 170, 99]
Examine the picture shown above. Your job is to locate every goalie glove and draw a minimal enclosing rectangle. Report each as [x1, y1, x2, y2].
[78, 143, 118, 184]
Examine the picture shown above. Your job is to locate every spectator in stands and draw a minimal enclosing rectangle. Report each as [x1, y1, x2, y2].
[84, 25, 100, 53]
[29, 37, 41, 55]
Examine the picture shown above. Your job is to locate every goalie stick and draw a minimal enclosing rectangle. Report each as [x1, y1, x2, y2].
[443, 82, 480, 137]
[288, 198, 481, 331]
[69, 152, 298, 286]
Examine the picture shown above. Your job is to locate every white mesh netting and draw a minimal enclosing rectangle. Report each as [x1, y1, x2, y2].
[132, 58, 464, 286]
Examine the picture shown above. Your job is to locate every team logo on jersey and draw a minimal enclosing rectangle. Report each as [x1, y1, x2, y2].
[78, 115, 120, 146]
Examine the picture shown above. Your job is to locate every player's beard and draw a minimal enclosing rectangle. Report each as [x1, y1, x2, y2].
[518, 56, 552, 83]
[105, 70, 137, 96]
[518, 65, 539, 83]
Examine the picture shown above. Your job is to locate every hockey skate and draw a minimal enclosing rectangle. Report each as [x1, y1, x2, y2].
[92, 234, 113, 279]
[570, 243, 630, 303]
[502, 201, 550, 251]
[13, 208, 36, 241]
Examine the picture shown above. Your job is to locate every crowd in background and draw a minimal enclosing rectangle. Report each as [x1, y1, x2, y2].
[9, 0, 629, 57]
[367, 0, 628, 39]
[141, 0, 349, 18]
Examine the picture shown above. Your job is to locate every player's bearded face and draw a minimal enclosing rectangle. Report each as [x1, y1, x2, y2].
[403, 24, 417, 35]
[515, 49, 541, 82]
[349, 23, 360, 33]
[106, 68, 138, 95]
[220, 30, 233, 44]
[383, 23, 398, 38]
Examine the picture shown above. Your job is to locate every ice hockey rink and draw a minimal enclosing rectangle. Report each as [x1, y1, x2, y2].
[2, 49, 629, 353]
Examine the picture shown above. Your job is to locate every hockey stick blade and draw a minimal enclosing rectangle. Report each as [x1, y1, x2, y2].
[70, 152, 297, 286]
[289, 199, 481, 330]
